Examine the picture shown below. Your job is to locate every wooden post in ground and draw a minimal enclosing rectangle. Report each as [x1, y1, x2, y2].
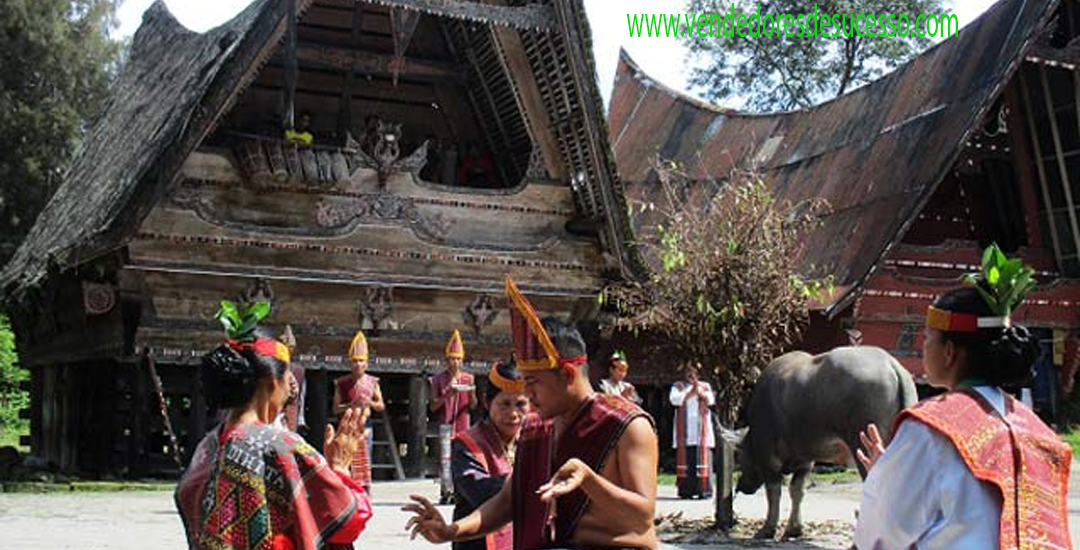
[131, 359, 150, 478]
[188, 361, 207, 464]
[307, 368, 329, 452]
[406, 374, 429, 477]
[715, 433, 736, 530]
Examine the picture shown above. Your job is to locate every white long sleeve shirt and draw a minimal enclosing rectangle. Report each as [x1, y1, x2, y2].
[669, 381, 715, 448]
[854, 386, 1006, 550]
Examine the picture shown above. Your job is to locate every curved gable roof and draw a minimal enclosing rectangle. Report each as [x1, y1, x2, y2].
[609, 0, 1059, 314]
[0, 0, 288, 295]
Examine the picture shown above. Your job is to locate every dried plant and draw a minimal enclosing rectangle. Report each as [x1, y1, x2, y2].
[603, 160, 832, 425]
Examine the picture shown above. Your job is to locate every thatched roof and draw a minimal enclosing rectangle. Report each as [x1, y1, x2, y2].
[0, 0, 295, 297]
[609, 0, 1059, 315]
[0, 0, 645, 299]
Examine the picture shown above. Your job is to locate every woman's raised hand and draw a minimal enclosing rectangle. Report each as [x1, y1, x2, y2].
[325, 407, 363, 474]
[856, 423, 886, 472]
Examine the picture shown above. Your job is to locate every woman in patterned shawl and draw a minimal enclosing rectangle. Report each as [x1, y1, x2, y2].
[855, 247, 1072, 550]
[176, 302, 372, 550]
[450, 359, 530, 550]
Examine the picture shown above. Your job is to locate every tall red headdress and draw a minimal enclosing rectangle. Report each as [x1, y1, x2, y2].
[505, 275, 560, 371]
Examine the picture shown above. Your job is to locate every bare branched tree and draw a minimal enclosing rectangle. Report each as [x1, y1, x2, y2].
[603, 161, 833, 426]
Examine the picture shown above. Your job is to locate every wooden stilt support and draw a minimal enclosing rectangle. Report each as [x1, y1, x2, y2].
[307, 368, 329, 452]
[407, 375, 429, 477]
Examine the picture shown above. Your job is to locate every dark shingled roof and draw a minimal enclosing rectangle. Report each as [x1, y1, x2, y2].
[608, 0, 1059, 315]
[0, 0, 285, 296]
[0, 0, 644, 297]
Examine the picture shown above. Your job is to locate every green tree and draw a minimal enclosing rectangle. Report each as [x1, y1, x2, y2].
[682, 0, 948, 110]
[0, 314, 27, 447]
[0, 0, 124, 264]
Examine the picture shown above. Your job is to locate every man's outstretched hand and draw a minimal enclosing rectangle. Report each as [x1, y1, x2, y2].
[537, 458, 593, 503]
[403, 495, 456, 543]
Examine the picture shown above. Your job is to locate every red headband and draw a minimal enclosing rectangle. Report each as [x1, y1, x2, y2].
[926, 305, 1010, 333]
[226, 337, 291, 364]
[558, 355, 588, 369]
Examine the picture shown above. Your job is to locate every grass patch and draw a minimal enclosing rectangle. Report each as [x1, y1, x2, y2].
[659, 468, 858, 488]
[0, 481, 176, 493]
[1059, 429, 1080, 456]
[810, 468, 861, 485]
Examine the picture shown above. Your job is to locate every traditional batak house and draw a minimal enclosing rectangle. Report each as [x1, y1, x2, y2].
[608, 0, 1080, 424]
[0, 0, 641, 476]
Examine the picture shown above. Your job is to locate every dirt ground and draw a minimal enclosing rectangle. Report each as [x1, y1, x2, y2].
[0, 469, 1077, 550]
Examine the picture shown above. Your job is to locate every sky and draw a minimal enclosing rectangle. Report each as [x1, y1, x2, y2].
[117, 0, 1000, 108]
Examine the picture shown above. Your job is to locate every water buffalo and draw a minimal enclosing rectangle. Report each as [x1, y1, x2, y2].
[725, 346, 917, 539]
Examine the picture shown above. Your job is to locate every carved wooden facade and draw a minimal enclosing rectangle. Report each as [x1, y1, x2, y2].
[1, 0, 638, 476]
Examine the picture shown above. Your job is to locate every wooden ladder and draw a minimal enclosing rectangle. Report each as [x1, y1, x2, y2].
[369, 408, 406, 480]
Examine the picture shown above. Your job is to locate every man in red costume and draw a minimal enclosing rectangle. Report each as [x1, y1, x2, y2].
[405, 275, 659, 550]
[431, 328, 477, 504]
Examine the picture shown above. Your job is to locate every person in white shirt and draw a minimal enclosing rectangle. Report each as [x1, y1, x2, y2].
[599, 350, 642, 404]
[854, 282, 1072, 550]
[669, 362, 715, 499]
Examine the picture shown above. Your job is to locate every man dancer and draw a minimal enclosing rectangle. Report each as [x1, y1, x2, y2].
[405, 275, 659, 550]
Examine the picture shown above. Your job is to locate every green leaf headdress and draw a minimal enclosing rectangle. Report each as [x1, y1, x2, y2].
[959, 243, 1036, 318]
[215, 301, 289, 363]
[609, 350, 629, 367]
[216, 301, 272, 343]
[927, 243, 1036, 332]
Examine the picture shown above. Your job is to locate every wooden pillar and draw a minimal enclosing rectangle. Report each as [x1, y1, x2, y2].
[1005, 83, 1045, 249]
[307, 368, 329, 452]
[1040, 66, 1080, 254]
[715, 437, 736, 530]
[131, 359, 150, 478]
[406, 374, 429, 477]
[58, 364, 74, 471]
[28, 365, 43, 456]
[282, 0, 298, 130]
[187, 361, 207, 464]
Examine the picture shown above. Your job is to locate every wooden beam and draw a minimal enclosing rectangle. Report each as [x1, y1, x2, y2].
[187, 362, 207, 464]
[307, 368, 329, 451]
[406, 374, 429, 477]
[339, 0, 556, 31]
[339, 3, 360, 139]
[131, 359, 150, 478]
[1004, 82, 1045, 249]
[1040, 65, 1080, 259]
[459, 35, 516, 184]
[259, 65, 438, 104]
[295, 42, 466, 83]
[389, 7, 423, 86]
[284, 0, 299, 130]
[1019, 70, 1064, 270]
[491, 25, 565, 180]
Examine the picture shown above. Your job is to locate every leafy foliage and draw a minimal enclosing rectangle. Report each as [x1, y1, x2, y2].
[681, 0, 945, 110]
[959, 243, 1036, 317]
[0, 0, 124, 263]
[216, 301, 272, 342]
[0, 314, 28, 446]
[603, 162, 832, 424]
